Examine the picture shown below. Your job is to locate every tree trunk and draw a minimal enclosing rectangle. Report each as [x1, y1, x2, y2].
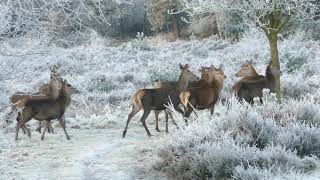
[267, 32, 281, 103]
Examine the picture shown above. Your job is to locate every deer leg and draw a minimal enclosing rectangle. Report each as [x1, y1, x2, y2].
[15, 110, 32, 141]
[15, 121, 29, 141]
[123, 105, 141, 138]
[140, 109, 152, 137]
[154, 110, 161, 132]
[58, 116, 70, 140]
[15, 121, 23, 141]
[184, 107, 194, 126]
[178, 105, 190, 126]
[21, 125, 27, 135]
[21, 123, 29, 135]
[26, 125, 31, 138]
[48, 121, 54, 134]
[47, 121, 51, 133]
[210, 99, 218, 116]
[41, 121, 49, 141]
[16, 113, 27, 135]
[210, 105, 215, 116]
[36, 122, 42, 133]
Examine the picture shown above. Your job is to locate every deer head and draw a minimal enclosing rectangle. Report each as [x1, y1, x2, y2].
[199, 66, 214, 83]
[177, 64, 194, 91]
[235, 61, 257, 77]
[212, 66, 226, 82]
[61, 79, 79, 96]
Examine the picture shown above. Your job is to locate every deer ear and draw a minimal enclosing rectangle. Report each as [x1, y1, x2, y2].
[179, 63, 183, 69]
[210, 65, 216, 69]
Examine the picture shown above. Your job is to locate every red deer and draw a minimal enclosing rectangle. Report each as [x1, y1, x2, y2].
[180, 65, 226, 121]
[234, 61, 264, 81]
[233, 64, 276, 104]
[232, 61, 263, 103]
[15, 79, 76, 141]
[153, 67, 200, 132]
[10, 65, 63, 134]
[122, 64, 192, 138]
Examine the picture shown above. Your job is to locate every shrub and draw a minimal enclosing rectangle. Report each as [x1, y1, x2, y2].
[152, 96, 320, 179]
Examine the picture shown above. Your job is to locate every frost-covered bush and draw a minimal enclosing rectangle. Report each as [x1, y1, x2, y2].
[152, 94, 320, 179]
[124, 32, 153, 51]
[217, 11, 247, 40]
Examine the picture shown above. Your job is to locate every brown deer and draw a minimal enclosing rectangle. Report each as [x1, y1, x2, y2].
[234, 60, 264, 81]
[180, 65, 226, 121]
[232, 64, 276, 104]
[232, 61, 264, 102]
[122, 64, 192, 138]
[10, 86, 53, 134]
[153, 66, 200, 132]
[15, 79, 76, 141]
[10, 65, 63, 134]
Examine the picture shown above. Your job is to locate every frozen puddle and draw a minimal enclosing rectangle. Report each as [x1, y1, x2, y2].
[0, 128, 166, 180]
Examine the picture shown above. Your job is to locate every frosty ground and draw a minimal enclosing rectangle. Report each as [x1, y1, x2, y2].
[0, 30, 320, 179]
[0, 128, 168, 179]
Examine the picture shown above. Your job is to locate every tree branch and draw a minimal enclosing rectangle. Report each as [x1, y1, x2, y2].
[277, 15, 290, 33]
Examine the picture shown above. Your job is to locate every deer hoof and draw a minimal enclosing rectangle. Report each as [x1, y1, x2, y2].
[155, 128, 161, 132]
[122, 131, 127, 138]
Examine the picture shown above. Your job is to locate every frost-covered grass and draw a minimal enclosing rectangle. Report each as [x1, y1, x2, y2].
[1, 30, 319, 130]
[151, 94, 320, 179]
[0, 30, 319, 178]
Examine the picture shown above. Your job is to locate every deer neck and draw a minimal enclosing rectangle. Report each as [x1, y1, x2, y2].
[247, 68, 259, 77]
[211, 76, 224, 93]
[177, 71, 190, 91]
[49, 79, 62, 99]
[57, 91, 71, 109]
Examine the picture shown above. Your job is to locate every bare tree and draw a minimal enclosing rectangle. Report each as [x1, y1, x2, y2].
[177, 0, 319, 102]
[0, 0, 132, 40]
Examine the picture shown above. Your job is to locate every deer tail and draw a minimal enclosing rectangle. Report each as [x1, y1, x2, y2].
[180, 91, 191, 111]
[132, 90, 145, 109]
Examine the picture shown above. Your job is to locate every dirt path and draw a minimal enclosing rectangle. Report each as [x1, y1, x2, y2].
[0, 128, 166, 180]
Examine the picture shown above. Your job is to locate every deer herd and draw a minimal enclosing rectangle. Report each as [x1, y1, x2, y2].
[6, 61, 277, 141]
